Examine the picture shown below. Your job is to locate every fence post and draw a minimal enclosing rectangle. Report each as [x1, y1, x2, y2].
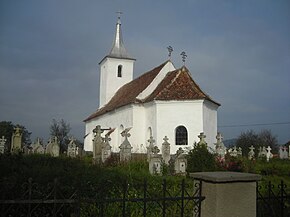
[190, 172, 261, 217]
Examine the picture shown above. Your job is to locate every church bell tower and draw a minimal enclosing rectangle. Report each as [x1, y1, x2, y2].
[98, 14, 136, 108]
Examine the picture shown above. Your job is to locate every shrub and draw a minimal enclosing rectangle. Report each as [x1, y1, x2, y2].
[186, 143, 217, 173]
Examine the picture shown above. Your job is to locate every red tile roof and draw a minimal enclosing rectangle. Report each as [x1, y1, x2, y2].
[84, 63, 220, 122]
[84, 61, 169, 122]
[144, 66, 220, 105]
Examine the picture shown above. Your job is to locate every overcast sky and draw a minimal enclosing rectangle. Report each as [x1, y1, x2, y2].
[0, 0, 289, 145]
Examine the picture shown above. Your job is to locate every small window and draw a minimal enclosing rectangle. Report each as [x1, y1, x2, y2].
[117, 65, 122, 77]
[175, 126, 188, 145]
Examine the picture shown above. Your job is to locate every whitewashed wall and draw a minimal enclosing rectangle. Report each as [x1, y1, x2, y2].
[84, 99, 218, 154]
[99, 57, 135, 107]
[202, 100, 219, 149]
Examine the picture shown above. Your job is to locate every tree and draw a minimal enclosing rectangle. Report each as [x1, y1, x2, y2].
[49, 119, 71, 153]
[0, 121, 32, 151]
[236, 129, 278, 156]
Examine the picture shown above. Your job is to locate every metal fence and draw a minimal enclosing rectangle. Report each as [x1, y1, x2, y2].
[257, 180, 290, 217]
[0, 178, 205, 217]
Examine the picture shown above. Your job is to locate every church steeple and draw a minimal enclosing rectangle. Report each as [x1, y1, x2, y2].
[98, 14, 135, 108]
[108, 14, 133, 59]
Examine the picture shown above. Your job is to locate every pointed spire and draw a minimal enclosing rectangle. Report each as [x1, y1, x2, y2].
[108, 12, 134, 59]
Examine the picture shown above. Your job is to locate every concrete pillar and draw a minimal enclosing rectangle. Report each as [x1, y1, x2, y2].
[190, 172, 261, 217]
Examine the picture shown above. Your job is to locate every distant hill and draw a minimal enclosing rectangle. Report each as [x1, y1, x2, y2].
[223, 139, 237, 148]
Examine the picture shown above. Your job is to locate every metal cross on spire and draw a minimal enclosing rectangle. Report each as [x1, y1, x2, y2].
[180, 51, 187, 65]
[116, 10, 123, 20]
[167, 46, 173, 59]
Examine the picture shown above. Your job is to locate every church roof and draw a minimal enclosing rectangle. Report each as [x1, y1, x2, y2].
[84, 61, 220, 122]
[144, 66, 220, 105]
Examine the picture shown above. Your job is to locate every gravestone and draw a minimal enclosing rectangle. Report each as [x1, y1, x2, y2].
[215, 132, 226, 160]
[237, 147, 242, 156]
[0, 136, 7, 154]
[229, 146, 238, 157]
[92, 125, 105, 163]
[279, 146, 288, 159]
[31, 138, 45, 154]
[248, 145, 255, 160]
[197, 132, 207, 146]
[258, 146, 267, 159]
[102, 129, 114, 163]
[174, 148, 187, 175]
[149, 146, 162, 175]
[67, 137, 77, 158]
[147, 136, 155, 162]
[161, 136, 170, 165]
[11, 126, 23, 153]
[119, 127, 132, 162]
[266, 146, 273, 162]
[46, 136, 60, 157]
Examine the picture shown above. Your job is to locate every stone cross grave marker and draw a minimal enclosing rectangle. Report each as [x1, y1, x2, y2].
[149, 145, 162, 175]
[0, 136, 7, 154]
[248, 145, 255, 160]
[102, 128, 114, 163]
[266, 146, 273, 162]
[174, 148, 187, 175]
[46, 136, 60, 157]
[162, 136, 170, 165]
[92, 125, 105, 163]
[119, 127, 133, 162]
[215, 132, 226, 159]
[229, 146, 238, 157]
[31, 138, 45, 154]
[279, 146, 288, 159]
[67, 137, 77, 158]
[11, 126, 23, 153]
[147, 136, 155, 162]
[197, 132, 207, 146]
[258, 146, 267, 159]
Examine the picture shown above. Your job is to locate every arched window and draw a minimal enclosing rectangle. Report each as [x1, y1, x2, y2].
[175, 126, 188, 145]
[117, 65, 122, 77]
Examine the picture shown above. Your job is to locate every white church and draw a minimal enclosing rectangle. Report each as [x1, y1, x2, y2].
[84, 16, 220, 154]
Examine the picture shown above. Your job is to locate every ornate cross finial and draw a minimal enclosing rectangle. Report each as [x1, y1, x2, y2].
[121, 127, 132, 139]
[163, 136, 169, 143]
[198, 132, 206, 142]
[147, 136, 155, 146]
[116, 10, 123, 19]
[176, 147, 184, 156]
[167, 46, 173, 59]
[93, 125, 104, 137]
[152, 146, 160, 155]
[180, 51, 187, 65]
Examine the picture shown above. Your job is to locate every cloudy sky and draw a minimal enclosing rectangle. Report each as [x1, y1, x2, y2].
[0, 0, 289, 145]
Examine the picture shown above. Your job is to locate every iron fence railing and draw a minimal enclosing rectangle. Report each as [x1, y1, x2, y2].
[257, 180, 290, 217]
[0, 178, 205, 217]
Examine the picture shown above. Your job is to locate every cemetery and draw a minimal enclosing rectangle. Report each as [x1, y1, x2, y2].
[0, 124, 290, 216]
